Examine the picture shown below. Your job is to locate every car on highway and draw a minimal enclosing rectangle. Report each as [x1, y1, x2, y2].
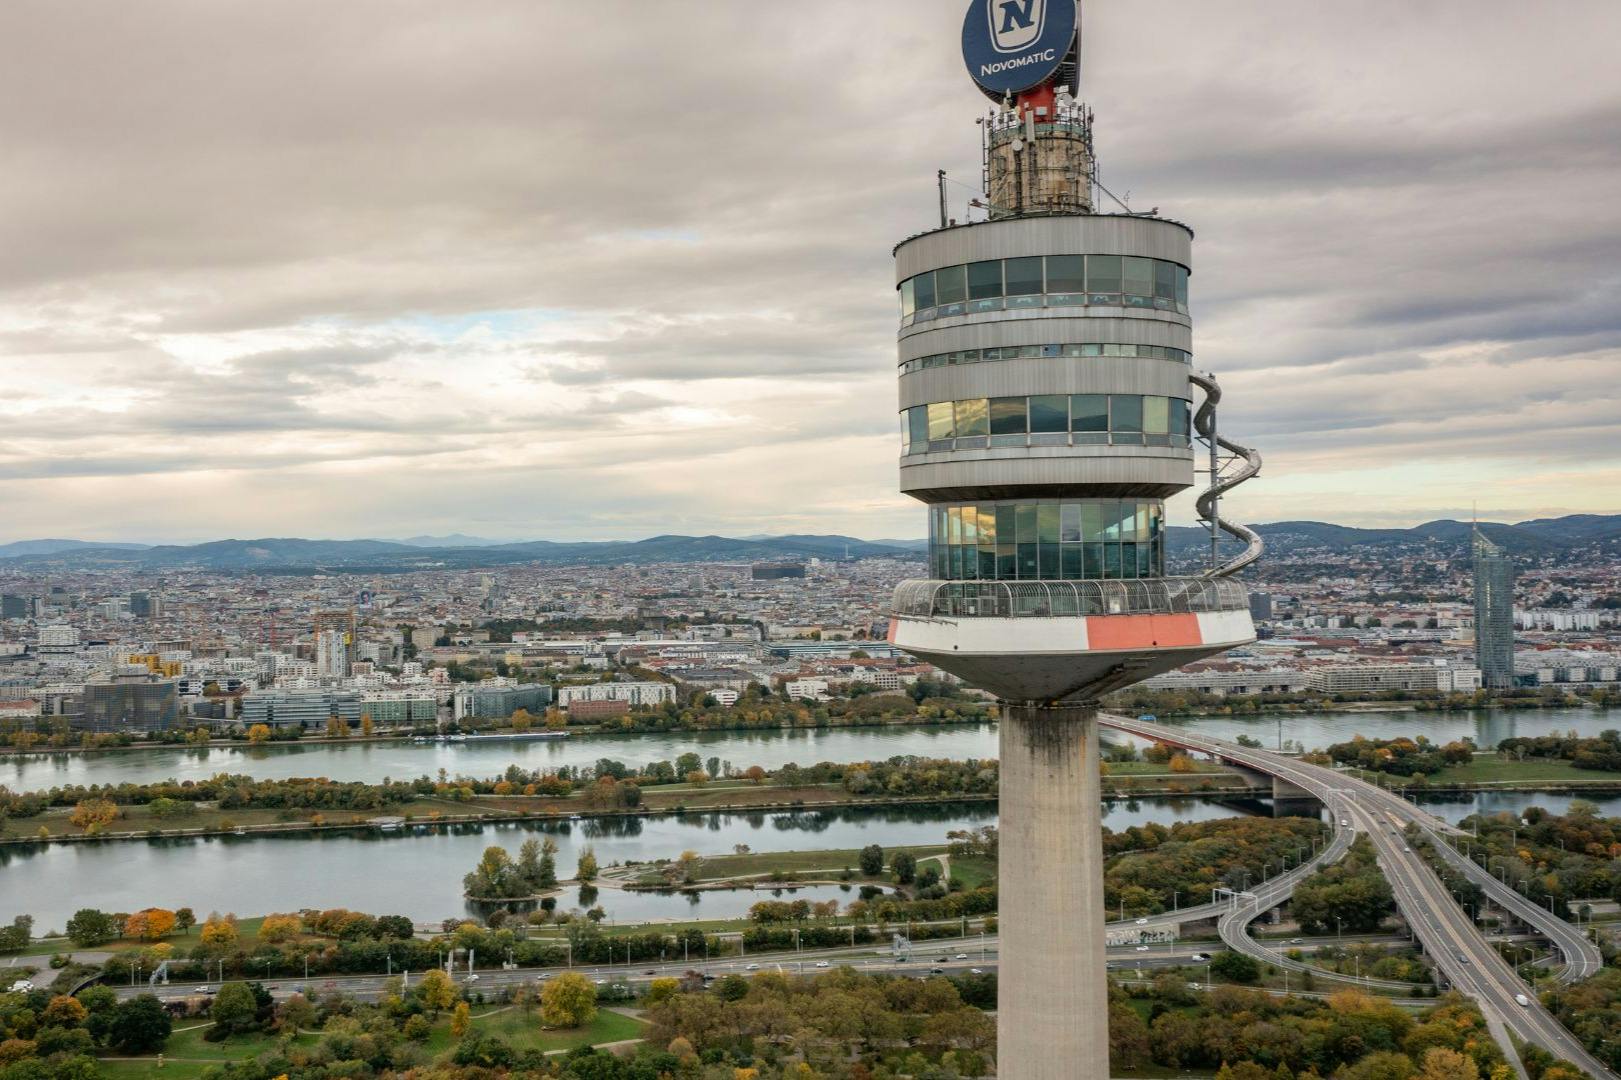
[465, 974, 479, 982]
[193, 986, 209, 993]
[970, 968, 984, 975]
[930, 967, 945, 974]
[1134, 945, 1150, 952]
[1456, 953, 1470, 964]
[1190, 953, 1209, 961]
[1339, 820, 1350, 827]
[745, 963, 759, 970]
[954, 953, 967, 960]
[814, 961, 829, 968]
[1135, 917, 1148, 925]
[1289, 938, 1302, 944]
[643, 969, 656, 975]
[536, 973, 552, 980]
[1515, 993, 1530, 1007]
[593, 978, 607, 985]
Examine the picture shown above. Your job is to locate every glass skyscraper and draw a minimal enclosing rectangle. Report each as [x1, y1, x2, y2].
[1472, 527, 1515, 688]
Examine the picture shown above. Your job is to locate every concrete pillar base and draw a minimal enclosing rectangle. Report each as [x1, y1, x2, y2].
[997, 702, 1110, 1079]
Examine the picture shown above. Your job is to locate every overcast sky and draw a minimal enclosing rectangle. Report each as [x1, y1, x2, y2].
[2, 1, 1618, 544]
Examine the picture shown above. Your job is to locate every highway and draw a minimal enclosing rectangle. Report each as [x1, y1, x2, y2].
[1101, 713, 1613, 1078]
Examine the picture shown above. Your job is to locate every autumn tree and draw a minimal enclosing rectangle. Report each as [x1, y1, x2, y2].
[124, 908, 177, 942]
[417, 968, 456, 1012]
[325, 715, 349, 738]
[576, 846, 598, 883]
[510, 708, 533, 733]
[360, 713, 375, 737]
[540, 971, 598, 1028]
[199, 912, 239, 949]
[70, 797, 119, 833]
[450, 1000, 472, 1038]
[258, 914, 303, 943]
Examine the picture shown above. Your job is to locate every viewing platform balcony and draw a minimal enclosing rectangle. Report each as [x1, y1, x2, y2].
[887, 576, 1254, 703]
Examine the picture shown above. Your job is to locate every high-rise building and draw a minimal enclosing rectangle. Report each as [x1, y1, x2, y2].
[0, 594, 31, 620]
[78, 674, 179, 733]
[1473, 527, 1515, 688]
[128, 591, 160, 619]
[885, 5, 1262, 1075]
[315, 628, 351, 678]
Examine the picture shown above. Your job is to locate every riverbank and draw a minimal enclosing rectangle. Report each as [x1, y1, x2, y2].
[0, 713, 994, 760]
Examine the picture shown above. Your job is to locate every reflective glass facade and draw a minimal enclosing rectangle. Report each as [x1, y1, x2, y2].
[901, 254, 1188, 326]
[899, 342, 1190, 375]
[902, 395, 1191, 454]
[928, 499, 1165, 580]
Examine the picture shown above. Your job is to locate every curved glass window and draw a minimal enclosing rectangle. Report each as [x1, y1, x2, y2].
[902, 396, 1192, 454]
[900, 254, 1190, 324]
[928, 498, 1165, 580]
[899, 342, 1190, 375]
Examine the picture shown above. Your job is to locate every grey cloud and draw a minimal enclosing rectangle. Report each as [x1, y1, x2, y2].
[1, 0, 1619, 535]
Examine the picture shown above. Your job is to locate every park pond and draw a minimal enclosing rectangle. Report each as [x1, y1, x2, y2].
[3, 706, 1616, 794]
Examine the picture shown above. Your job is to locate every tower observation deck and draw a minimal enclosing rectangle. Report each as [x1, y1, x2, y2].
[885, 4, 1262, 1076]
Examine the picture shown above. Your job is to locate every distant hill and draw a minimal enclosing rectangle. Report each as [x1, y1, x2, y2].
[0, 538, 150, 557]
[3, 514, 1615, 572]
[0, 533, 919, 571]
[1166, 514, 1621, 561]
[393, 534, 509, 548]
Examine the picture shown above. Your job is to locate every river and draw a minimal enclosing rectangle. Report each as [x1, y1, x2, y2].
[1, 796, 1253, 931]
[4, 707, 1614, 794]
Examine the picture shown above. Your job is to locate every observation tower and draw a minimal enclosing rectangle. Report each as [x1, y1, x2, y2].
[886, 3, 1263, 1076]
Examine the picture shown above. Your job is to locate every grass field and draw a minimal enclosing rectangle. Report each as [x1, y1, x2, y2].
[97, 1005, 646, 1078]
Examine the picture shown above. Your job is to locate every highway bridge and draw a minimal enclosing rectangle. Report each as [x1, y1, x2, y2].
[1100, 713, 1612, 1079]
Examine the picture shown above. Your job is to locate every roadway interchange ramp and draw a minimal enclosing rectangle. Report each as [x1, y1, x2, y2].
[1098, 713, 1613, 1079]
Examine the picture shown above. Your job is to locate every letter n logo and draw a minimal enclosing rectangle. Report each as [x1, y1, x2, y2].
[989, 0, 1044, 52]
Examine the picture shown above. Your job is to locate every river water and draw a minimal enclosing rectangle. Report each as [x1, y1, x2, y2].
[3, 707, 1615, 931]
[4, 707, 1614, 794]
[2, 796, 1242, 931]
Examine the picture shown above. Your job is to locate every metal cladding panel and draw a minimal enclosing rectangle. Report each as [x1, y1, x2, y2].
[899, 452, 1193, 500]
[899, 315, 1192, 360]
[899, 357, 1190, 407]
[900, 305, 1189, 345]
[895, 215, 1192, 282]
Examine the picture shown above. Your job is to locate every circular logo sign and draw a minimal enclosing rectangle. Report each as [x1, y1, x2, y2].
[961, 0, 1077, 98]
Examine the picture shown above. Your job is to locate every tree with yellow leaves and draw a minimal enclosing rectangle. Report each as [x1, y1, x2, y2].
[510, 708, 533, 733]
[450, 1000, 472, 1038]
[417, 968, 456, 1012]
[360, 713, 374, 737]
[246, 724, 271, 744]
[70, 797, 119, 833]
[325, 715, 349, 738]
[540, 971, 597, 1028]
[199, 912, 239, 949]
[1418, 1047, 1479, 1080]
[258, 914, 303, 943]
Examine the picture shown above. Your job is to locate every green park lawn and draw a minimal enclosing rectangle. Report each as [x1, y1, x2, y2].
[423, 1005, 645, 1056]
[98, 1006, 645, 1078]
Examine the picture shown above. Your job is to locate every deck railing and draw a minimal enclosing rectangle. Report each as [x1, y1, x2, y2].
[891, 577, 1248, 619]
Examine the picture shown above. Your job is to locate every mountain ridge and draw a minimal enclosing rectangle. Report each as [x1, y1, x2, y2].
[2, 514, 1615, 570]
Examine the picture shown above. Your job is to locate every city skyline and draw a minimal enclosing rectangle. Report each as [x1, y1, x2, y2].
[3, 1, 1619, 543]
